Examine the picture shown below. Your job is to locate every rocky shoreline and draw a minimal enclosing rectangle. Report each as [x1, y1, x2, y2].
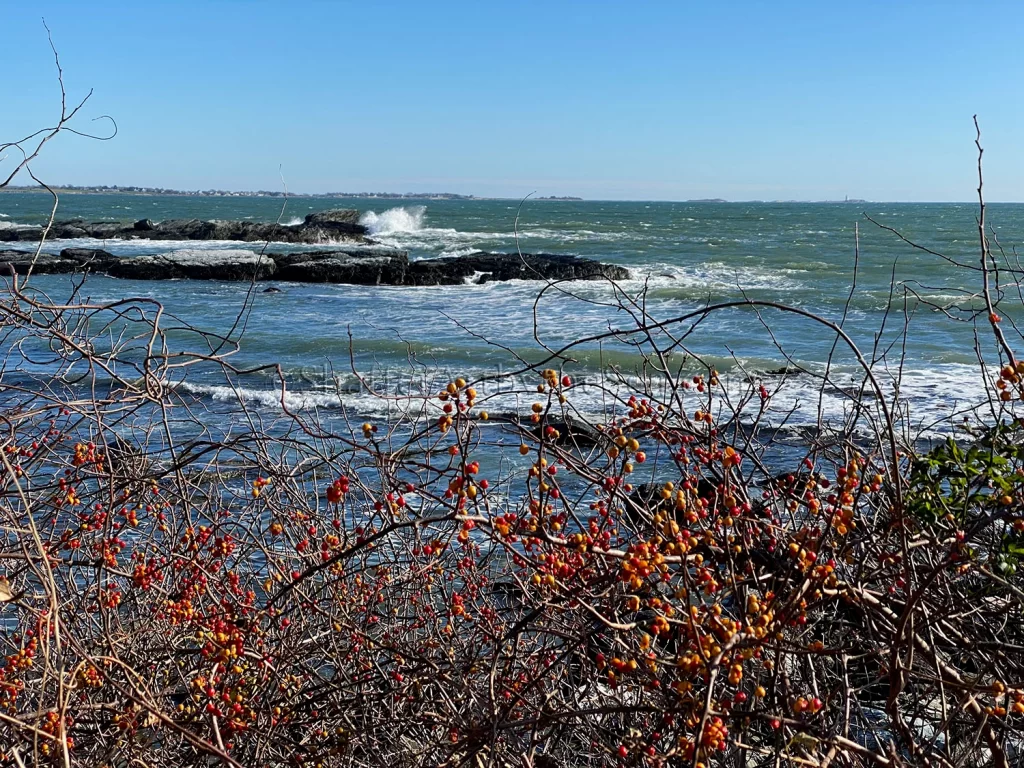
[0, 209, 367, 244]
[0, 208, 629, 285]
[0, 246, 629, 286]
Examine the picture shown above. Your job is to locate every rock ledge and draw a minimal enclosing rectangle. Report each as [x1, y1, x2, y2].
[0, 247, 630, 285]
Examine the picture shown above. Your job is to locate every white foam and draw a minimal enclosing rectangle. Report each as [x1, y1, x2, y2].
[360, 206, 427, 236]
[440, 246, 482, 258]
[618, 262, 803, 292]
[357, 206, 645, 256]
[167, 360, 995, 441]
[519, 228, 636, 243]
[464, 270, 491, 285]
[172, 380, 448, 419]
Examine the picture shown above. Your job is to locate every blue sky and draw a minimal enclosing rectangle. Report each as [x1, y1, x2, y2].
[4, 1, 1023, 200]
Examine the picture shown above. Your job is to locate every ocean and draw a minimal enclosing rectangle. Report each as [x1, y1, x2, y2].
[0, 192, 1015, 439]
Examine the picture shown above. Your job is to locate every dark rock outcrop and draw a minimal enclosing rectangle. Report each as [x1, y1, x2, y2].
[405, 252, 629, 285]
[483, 412, 609, 449]
[271, 248, 409, 285]
[296, 210, 367, 242]
[0, 249, 79, 275]
[762, 365, 806, 376]
[265, 250, 629, 286]
[106, 249, 277, 281]
[0, 246, 630, 286]
[531, 414, 608, 447]
[60, 248, 118, 269]
[302, 210, 361, 227]
[0, 210, 367, 244]
[0, 248, 115, 275]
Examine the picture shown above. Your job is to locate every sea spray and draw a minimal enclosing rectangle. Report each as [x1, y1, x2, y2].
[360, 205, 427, 235]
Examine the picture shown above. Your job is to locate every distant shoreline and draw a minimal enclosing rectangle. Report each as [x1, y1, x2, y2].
[0, 186, 479, 200]
[0, 186, 582, 202]
[14, 187, 1016, 204]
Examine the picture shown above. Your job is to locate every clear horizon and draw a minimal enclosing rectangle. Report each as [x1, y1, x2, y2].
[5, 1, 1024, 202]
[4, 184, 1023, 205]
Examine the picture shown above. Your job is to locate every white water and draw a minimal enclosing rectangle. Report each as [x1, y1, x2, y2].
[169, 360, 992, 441]
[358, 206, 642, 257]
[360, 205, 428, 236]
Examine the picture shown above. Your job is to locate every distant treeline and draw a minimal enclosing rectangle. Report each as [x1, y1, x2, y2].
[0, 185, 481, 200]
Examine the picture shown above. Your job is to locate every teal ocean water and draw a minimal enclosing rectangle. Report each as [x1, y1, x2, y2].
[0, 192, 1018, 435]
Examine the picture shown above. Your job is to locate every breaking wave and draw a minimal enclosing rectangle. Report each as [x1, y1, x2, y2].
[360, 206, 427, 236]
[166, 359, 988, 440]
[357, 206, 644, 257]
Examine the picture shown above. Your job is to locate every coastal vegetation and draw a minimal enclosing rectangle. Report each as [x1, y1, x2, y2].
[1, 59, 1023, 768]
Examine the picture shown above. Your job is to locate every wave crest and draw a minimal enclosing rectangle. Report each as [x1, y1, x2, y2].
[360, 206, 427, 236]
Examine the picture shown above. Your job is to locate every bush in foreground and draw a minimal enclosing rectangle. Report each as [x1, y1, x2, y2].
[1, 77, 1022, 766]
